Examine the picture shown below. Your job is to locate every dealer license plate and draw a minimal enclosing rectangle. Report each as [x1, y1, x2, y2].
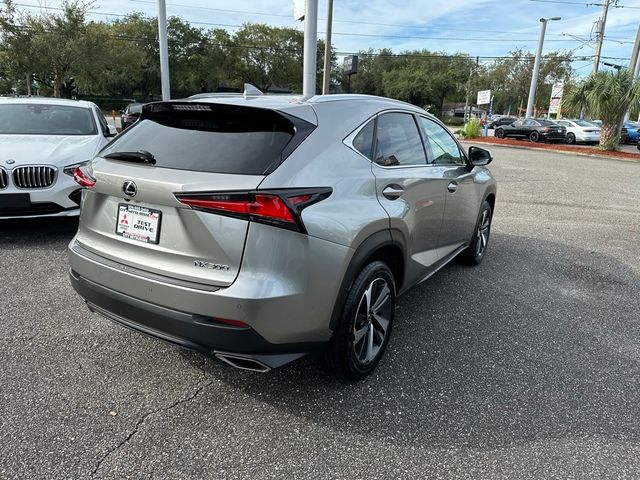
[115, 203, 162, 244]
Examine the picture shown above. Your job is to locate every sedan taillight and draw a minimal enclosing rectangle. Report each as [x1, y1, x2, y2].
[175, 188, 332, 233]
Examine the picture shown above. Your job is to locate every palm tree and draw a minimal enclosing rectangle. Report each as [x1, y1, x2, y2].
[564, 69, 640, 150]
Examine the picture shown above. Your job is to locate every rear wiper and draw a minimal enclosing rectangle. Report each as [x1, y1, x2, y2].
[103, 150, 156, 165]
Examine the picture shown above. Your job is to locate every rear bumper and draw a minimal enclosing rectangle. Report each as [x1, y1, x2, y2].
[70, 268, 321, 363]
[68, 221, 352, 353]
[575, 133, 600, 142]
[540, 132, 566, 140]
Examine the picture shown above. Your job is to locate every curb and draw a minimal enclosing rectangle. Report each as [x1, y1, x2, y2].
[459, 139, 640, 163]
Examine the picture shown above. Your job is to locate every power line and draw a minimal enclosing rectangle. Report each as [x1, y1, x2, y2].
[4, 21, 616, 64]
[7, 2, 621, 45]
[528, 0, 640, 8]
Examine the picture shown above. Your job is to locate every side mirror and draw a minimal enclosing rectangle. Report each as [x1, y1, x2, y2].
[106, 124, 118, 137]
[468, 146, 492, 167]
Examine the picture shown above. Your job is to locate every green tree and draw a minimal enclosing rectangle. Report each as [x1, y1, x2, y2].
[475, 50, 572, 115]
[564, 69, 640, 150]
[0, 0, 99, 98]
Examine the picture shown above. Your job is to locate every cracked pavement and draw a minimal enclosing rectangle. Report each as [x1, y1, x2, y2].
[1, 145, 640, 479]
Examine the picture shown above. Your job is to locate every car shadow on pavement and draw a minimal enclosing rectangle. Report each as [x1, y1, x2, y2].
[205, 232, 640, 450]
[0, 217, 79, 246]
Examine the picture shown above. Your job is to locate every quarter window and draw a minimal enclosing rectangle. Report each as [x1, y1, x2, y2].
[374, 113, 427, 167]
[352, 119, 374, 160]
[418, 117, 464, 165]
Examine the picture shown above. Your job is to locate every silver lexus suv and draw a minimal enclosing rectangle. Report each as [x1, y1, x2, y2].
[68, 94, 497, 379]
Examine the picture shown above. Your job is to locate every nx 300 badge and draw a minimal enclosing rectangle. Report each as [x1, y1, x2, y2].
[194, 260, 230, 271]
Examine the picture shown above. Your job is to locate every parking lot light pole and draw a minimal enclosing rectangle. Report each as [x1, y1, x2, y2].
[157, 0, 171, 100]
[525, 17, 561, 119]
[303, 0, 318, 99]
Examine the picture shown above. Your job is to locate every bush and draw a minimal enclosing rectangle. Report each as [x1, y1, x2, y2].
[77, 95, 136, 112]
[439, 115, 465, 126]
[459, 119, 482, 139]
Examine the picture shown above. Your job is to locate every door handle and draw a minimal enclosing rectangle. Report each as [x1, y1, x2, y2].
[447, 181, 458, 193]
[382, 185, 404, 200]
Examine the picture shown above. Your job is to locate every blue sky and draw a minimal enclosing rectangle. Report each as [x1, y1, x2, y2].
[10, 0, 640, 76]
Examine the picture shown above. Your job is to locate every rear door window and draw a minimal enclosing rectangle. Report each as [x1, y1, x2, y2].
[100, 103, 307, 175]
[374, 112, 427, 167]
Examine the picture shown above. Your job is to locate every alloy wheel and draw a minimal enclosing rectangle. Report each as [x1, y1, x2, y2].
[475, 209, 491, 258]
[352, 278, 392, 364]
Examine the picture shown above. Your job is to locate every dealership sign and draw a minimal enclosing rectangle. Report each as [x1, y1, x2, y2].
[477, 90, 491, 105]
[549, 82, 564, 115]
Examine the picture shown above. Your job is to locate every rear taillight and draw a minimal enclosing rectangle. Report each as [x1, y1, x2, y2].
[175, 188, 332, 233]
[73, 166, 96, 188]
[544, 127, 552, 132]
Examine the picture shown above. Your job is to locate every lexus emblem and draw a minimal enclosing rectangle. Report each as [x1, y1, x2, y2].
[6, 159, 15, 165]
[122, 180, 137, 197]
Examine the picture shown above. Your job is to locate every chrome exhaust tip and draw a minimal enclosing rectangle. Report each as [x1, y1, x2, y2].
[214, 352, 271, 373]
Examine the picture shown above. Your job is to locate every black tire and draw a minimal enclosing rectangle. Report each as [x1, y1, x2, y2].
[326, 261, 396, 380]
[495, 128, 505, 139]
[566, 133, 576, 144]
[529, 131, 540, 143]
[461, 200, 492, 266]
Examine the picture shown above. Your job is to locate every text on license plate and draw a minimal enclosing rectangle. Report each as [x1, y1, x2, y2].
[116, 204, 162, 244]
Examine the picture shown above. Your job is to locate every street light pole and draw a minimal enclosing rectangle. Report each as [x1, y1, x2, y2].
[302, 0, 318, 99]
[322, 0, 333, 94]
[525, 17, 560, 119]
[157, 0, 171, 101]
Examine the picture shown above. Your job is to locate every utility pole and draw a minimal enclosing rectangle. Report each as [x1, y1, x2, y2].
[322, 0, 333, 94]
[464, 57, 478, 123]
[526, 17, 561, 119]
[157, 0, 171, 100]
[303, 0, 318, 99]
[592, 0, 611, 74]
[623, 24, 640, 122]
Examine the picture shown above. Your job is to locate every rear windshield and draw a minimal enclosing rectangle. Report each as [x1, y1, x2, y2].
[101, 102, 297, 175]
[538, 120, 557, 126]
[0, 104, 97, 135]
[128, 104, 142, 114]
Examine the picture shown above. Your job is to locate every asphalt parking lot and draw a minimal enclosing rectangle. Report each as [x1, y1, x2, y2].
[1, 145, 640, 479]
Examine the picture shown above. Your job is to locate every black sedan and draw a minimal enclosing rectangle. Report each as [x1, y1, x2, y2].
[487, 116, 517, 129]
[120, 103, 143, 130]
[495, 119, 567, 143]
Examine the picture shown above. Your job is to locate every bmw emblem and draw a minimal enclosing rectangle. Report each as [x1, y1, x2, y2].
[6, 159, 15, 165]
[122, 180, 137, 197]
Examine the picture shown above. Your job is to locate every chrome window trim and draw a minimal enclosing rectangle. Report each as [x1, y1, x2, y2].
[10, 165, 58, 190]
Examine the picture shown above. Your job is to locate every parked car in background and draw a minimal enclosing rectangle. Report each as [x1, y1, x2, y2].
[487, 116, 517, 129]
[495, 118, 566, 142]
[0, 98, 116, 218]
[68, 93, 497, 379]
[120, 103, 143, 130]
[622, 121, 640, 144]
[555, 119, 601, 144]
[621, 126, 629, 144]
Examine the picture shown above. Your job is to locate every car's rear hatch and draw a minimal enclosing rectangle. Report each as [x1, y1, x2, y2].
[74, 101, 315, 288]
